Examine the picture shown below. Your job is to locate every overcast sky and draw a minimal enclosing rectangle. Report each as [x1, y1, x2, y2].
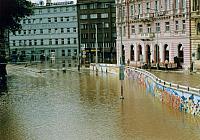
[30, 0, 76, 4]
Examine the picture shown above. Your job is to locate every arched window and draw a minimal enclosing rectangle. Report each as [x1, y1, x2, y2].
[197, 45, 200, 60]
[197, 22, 200, 35]
[130, 45, 134, 61]
[164, 44, 169, 61]
[178, 44, 183, 63]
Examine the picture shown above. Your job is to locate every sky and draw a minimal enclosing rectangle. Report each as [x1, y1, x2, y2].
[30, 0, 76, 4]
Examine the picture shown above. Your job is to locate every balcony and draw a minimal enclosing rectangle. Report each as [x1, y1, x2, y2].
[139, 33, 155, 40]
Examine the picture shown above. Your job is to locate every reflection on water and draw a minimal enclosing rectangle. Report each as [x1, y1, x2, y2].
[0, 63, 200, 140]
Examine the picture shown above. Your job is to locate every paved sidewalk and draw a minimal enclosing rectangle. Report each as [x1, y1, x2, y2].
[148, 69, 200, 89]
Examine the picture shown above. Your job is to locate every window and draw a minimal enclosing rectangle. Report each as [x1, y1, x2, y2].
[130, 5, 134, 16]
[101, 3, 110, 8]
[91, 33, 95, 39]
[55, 28, 57, 33]
[54, 17, 57, 22]
[23, 19, 26, 24]
[175, 21, 179, 30]
[61, 28, 64, 33]
[146, 2, 150, 13]
[48, 29, 51, 34]
[156, 23, 160, 32]
[101, 13, 108, 18]
[40, 29, 43, 34]
[29, 40, 32, 46]
[67, 38, 70, 44]
[48, 8, 50, 13]
[72, 16, 77, 21]
[175, 0, 179, 10]
[147, 24, 151, 33]
[48, 18, 51, 22]
[182, 20, 186, 31]
[164, 0, 168, 10]
[80, 5, 87, 9]
[112, 13, 116, 17]
[165, 22, 170, 31]
[73, 27, 76, 32]
[54, 8, 57, 12]
[67, 28, 70, 32]
[131, 25, 135, 34]
[104, 23, 109, 28]
[39, 18, 42, 23]
[61, 38, 64, 44]
[60, 17, 63, 22]
[65, 17, 69, 21]
[24, 30, 26, 35]
[123, 26, 126, 36]
[73, 38, 77, 44]
[24, 40, 26, 45]
[18, 30, 21, 35]
[182, 0, 186, 12]
[39, 9, 42, 14]
[197, 22, 200, 35]
[19, 40, 22, 46]
[28, 30, 31, 34]
[68, 50, 71, 56]
[62, 50, 65, 56]
[34, 29, 36, 34]
[28, 19, 31, 24]
[34, 40, 37, 45]
[90, 3, 97, 9]
[41, 39, 43, 45]
[139, 25, 143, 33]
[122, 6, 125, 17]
[138, 4, 142, 14]
[55, 39, 58, 45]
[193, 0, 199, 11]
[197, 45, 200, 60]
[13, 40, 15, 46]
[90, 14, 97, 19]
[80, 15, 87, 19]
[155, 1, 159, 11]
[49, 39, 52, 45]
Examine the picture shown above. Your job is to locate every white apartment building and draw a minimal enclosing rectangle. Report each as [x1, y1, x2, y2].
[9, 1, 78, 61]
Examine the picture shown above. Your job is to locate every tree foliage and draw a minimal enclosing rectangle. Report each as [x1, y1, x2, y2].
[0, 0, 34, 32]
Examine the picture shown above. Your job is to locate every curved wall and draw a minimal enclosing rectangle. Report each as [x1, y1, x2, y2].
[90, 63, 200, 116]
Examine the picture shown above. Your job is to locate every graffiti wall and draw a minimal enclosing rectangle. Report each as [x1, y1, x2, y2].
[125, 68, 200, 116]
[90, 64, 200, 117]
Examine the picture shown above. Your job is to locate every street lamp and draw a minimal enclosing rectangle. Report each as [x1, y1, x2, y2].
[95, 24, 98, 64]
[147, 7, 161, 69]
[102, 22, 105, 63]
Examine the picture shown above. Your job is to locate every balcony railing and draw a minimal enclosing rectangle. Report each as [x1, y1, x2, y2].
[139, 33, 155, 40]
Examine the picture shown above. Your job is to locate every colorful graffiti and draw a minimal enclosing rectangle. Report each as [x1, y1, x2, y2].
[91, 65, 200, 117]
[125, 68, 200, 117]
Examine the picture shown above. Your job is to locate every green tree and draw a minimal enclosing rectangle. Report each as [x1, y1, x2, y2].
[0, 0, 34, 32]
[0, 0, 33, 78]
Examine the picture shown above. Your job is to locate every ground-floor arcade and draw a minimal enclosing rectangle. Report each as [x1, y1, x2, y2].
[116, 38, 191, 69]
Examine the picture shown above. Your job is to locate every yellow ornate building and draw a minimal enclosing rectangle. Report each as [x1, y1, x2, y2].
[191, 0, 200, 71]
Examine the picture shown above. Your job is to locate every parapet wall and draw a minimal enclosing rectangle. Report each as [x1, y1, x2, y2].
[90, 63, 200, 117]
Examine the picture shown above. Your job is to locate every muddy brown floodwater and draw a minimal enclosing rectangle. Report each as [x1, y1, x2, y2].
[0, 62, 200, 140]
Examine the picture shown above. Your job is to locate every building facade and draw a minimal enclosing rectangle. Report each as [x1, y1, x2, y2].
[116, 0, 191, 69]
[0, 28, 9, 56]
[77, 0, 116, 63]
[191, 0, 200, 71]
[9, 1, 78, 61]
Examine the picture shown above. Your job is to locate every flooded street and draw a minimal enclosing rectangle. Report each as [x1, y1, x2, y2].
[149, 70, 200, 89]
[0, 61, 200, 140]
